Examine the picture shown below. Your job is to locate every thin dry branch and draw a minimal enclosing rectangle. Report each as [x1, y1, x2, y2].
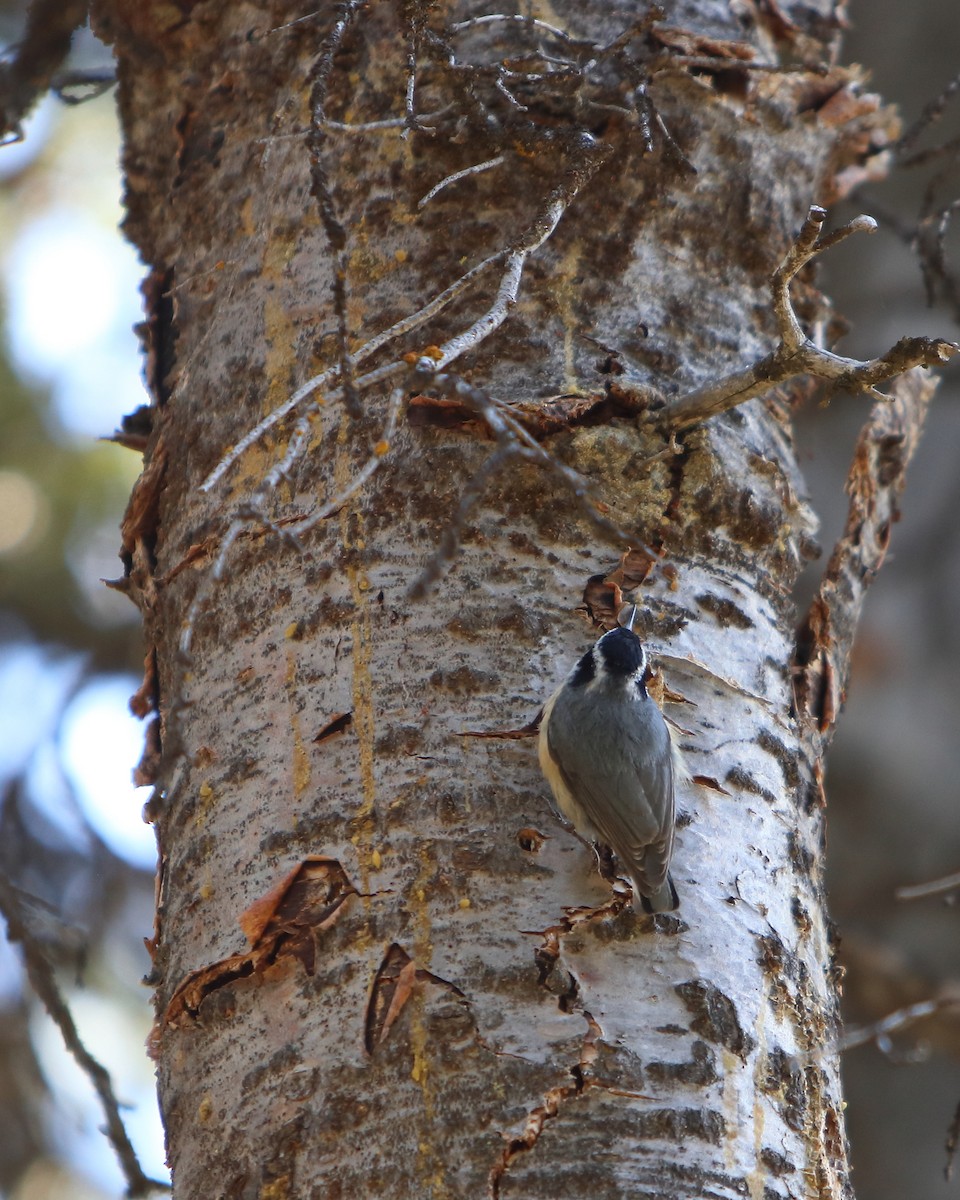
[0, 868, 167, 1197]
[448, 13, 589, 47]
[854, 76, 960, 322]
[839, 996, 957, 1055]
[186, 141, 605, 648]
[663, 205, 958, 431]
[189, 163, 598, 646]
[896, 870, 960, 902]
[898, 69, 960, 159]
[418, 154, 505, 208]
[286, 386, 403, 538]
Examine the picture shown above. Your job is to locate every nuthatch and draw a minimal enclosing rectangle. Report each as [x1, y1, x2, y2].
[538, 609, 678, 912]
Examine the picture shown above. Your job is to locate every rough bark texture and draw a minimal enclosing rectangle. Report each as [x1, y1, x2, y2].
[93, 0, 917, 1195]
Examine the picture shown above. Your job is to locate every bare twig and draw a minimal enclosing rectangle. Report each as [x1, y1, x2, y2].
[203, 130, 604, 496]
[189, 169, 588, 636]
[318, 104, 453, 135]
[839, 997, 954, 1055]
[286, 386, 403, 537]
[916, 198, 960, 316]
[896, 870, 960, 902]
[418, 154, 504, 208]
[189, 18, 637, 644]
[0, 869, 167, 1197]
[898, 70, 960, 159]
[191, 164, 599, 643]
[663, 206, 958, 431]
[448, 14, 587, 47]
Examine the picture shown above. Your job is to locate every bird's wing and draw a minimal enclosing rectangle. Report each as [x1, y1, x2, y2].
[547, 709, 675, 895]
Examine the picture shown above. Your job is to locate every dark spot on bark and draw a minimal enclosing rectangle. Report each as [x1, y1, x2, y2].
[763, 1047, 806, 1131]
[756, 931, 786, 977]
[494, 603, 550, 640]
[242, 1044, 302, 1093]
[695, 593, 754, 629]
[649, 911, 685, 935]
[787, 829, 814, 875]
[220, 755, 261, 784]
[693, 483, 782, 552]
[636, 605, 692, 640]
[557, 972, 580, 1013]
[436, 792, 460, 824]
[725, 765, 775, 802]
[534, 940, 559, 985]
[445, 609, 487, 641]
[452, 845, 490, 872]
[313, 595, 357, 625]
[791, 896, 812, 936]
[303, 560, 334, 586]
[373, 723, 423, 755]
[675, 980, 755, 1060]
[507, 530, 543, 557]
[646, 1039, 718, 1086]
[756, 729, 801, 790]
[635, 1107, 725, 1145]
[429, 665, 498, 693]
[760, 1146, 794, 1176]
[592, 1042, 646, 1091]
[201, 984, 240, 1022]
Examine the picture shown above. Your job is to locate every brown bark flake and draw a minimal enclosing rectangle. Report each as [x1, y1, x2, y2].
[162, 858, 357, 1027]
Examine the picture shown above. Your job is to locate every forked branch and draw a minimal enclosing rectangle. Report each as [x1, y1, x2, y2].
[664, 205, 958, 430]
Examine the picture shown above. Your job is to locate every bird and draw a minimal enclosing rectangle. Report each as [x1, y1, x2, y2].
[538, 609, 678, 912]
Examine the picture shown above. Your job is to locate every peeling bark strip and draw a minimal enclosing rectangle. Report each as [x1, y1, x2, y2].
[795, 369, 937, 746]
[94, 0, 952, 1194]
[160, 858, 356, 1029]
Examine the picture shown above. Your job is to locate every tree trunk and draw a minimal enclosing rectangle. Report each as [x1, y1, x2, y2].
[94, 1, 928, 1195]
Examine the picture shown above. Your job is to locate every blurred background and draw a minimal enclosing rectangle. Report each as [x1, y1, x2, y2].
[0, 10, 167, 1198]
[0, 2, 958, 1198]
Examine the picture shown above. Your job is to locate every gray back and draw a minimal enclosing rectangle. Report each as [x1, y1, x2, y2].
[546, 675, 675, 892]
